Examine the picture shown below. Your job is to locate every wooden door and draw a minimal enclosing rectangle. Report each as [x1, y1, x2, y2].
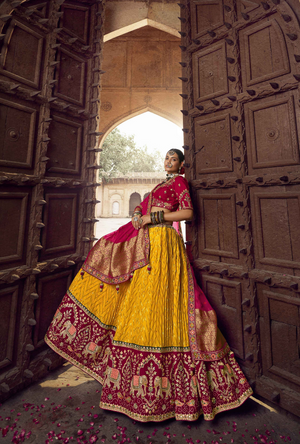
[0, 0, 104, 400]
[181, 0, 300, 417]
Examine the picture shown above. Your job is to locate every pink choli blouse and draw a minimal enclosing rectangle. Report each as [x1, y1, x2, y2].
[135, 175, 193, 214]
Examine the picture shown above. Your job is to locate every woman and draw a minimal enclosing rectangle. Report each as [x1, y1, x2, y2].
[45, 149, 252, 422]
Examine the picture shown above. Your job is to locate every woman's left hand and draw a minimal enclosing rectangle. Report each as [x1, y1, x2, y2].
[139, 214, 151, 228]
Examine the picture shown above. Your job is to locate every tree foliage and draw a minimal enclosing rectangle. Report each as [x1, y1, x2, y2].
[99, 128, 164, 179]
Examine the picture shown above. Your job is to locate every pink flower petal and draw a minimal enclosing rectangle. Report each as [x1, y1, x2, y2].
[77, 430, 84, 436]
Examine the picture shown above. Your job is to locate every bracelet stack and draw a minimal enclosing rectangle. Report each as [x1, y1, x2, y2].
[132, 211, 142, 217]
[150, 211, 164, 225]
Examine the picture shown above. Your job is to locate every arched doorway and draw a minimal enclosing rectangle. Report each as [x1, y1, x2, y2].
[1, 0, 300, 419]
[144, 192, 150, 200]
[112, 201, 120, 215]
[129, 192, 141, 216]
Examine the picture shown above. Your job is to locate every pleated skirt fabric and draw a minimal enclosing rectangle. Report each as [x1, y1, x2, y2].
[45, 225, 252, 422]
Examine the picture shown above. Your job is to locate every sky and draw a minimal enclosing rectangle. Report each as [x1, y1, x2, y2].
[116, 111, 183, 156]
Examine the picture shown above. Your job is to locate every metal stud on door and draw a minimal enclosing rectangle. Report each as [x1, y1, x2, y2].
[181, 0, 300, 418]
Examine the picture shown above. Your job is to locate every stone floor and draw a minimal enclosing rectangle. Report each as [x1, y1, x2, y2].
[1, 363, 299, 444]
[95, 218, 130, 239]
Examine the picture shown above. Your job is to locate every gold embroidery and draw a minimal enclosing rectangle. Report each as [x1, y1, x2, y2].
[83, 227, 150, 283]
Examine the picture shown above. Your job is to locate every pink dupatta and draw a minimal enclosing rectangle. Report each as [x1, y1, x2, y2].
[82, 184, 229, 362]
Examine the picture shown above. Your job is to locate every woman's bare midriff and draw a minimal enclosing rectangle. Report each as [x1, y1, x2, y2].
[150, 206, 172, 225]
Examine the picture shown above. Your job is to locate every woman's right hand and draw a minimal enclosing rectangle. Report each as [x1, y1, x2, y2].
[132, 214, 141, 230]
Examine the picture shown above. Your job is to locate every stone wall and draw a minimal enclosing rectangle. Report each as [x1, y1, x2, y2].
[96, 172, 166, 218]
[98, 25, 182, 145]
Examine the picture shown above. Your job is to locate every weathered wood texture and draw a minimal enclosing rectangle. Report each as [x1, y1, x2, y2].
[182, 0, 300, 417]
[0, 0, 104, 401]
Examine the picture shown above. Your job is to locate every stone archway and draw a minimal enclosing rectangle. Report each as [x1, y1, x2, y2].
[98, 107, 182, 149]
[129, 192, 141, 216]
[98, 24, 183, 147]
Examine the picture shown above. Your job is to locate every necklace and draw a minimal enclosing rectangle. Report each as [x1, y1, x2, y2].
[165, 173, 179, 181]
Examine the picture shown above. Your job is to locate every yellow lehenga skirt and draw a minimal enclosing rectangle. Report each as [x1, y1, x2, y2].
[45, 225, 252, 422]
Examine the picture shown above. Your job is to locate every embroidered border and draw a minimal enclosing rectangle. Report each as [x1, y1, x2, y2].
[82, 227, 150, 285]
[66, 290, 190, 353]
[99, 387, 252, 422]
[44, 335, 105, 385]
[67, 289, 117, 331]
[99, 402, 201, 422]
[186, 259, 230, 362]
[112, 339, 190, 352]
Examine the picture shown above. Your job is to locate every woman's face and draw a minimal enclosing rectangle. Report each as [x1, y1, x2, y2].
[164, 151, 183, 173]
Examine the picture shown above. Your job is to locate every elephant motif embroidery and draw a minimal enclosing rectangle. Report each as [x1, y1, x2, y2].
[60, 321, 77, 343]
[82, 342, 102, 363]
[103, 367, 121, 390]
[154, 376, 171, 398]
[130, 375, 148, 397]
[221, 362, 236, 386]
[54, 309, 62, 323]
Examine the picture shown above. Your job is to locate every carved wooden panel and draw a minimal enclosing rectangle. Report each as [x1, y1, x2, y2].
[240, 18, 290, 87]
[102, 41, 127, 88]
[195, 112, 232, 175]
[60, 2, 90, 44]
[0, 189, 29, 270]
[191, 0, 224, 39]
[0, 285, 20, 369]
[34, 270, 73, 349]
[237, 0, 261, 17]
[46, 114, 83, 176]
[32, 2, 49, 18]
[201, 276, 244, 359]
[245, 91, 300, 172]
[183, 0, 300, 417]
[193, 41, 228, 103]
[198, 190, 238, 259]
[0, 20, 44, 88]
[257, 284, 300, 389]
[41, 190, 78, 260]
[0, 0, 104, 401]
[54, 48, 86, 106]
[251, 188, 300, 271]
[0, 96, 37, 172]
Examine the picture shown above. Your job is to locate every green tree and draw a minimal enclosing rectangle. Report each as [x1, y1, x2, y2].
[99, 128, 164, 179]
